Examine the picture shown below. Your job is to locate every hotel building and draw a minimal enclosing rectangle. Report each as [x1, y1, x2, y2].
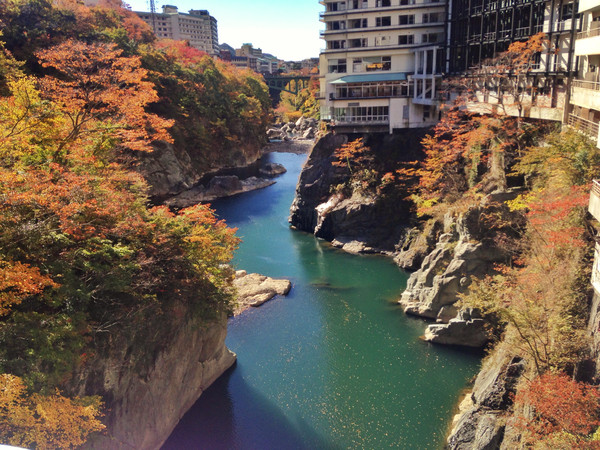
[569, 0, 600, 147]
[318, 0, 446, 133]
[135, 5, 219, 56]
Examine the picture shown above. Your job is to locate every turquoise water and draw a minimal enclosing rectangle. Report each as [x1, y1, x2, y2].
[163, 152, 480, 449]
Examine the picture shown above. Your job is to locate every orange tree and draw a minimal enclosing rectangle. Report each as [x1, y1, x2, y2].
[514, 372, 600, 447]
[0, 27, 240, 448]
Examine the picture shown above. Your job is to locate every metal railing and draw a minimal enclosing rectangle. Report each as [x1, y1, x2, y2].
[568, 113, 600, 138]
[578, 27, 600, 40]
[333, 115, 389, 125]
[593, 179, 600, 198]
[572, 80, 600, 91]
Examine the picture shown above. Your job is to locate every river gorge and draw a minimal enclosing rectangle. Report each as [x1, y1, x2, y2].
[162, 150, 481, 449]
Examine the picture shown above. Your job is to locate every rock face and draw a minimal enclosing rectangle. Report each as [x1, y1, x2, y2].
[425, 308, 490, 347]
[165, 175, 276, 208]
[398, 203, 519, 347]
[289, 133, 349, 232]
[77, 311, 236, 450]
[289, 134, 410, 252]
[233, 270, 292, 314]
[290, 131, 429, 255]
[447, 346, 525, 450]
[138, 140, 263, 199]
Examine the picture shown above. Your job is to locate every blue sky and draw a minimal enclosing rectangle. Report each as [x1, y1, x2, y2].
[126, 0, 322, 60]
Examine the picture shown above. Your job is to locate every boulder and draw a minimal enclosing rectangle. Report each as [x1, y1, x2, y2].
[424, 308, 490, 347]
[233, 271, 292, 315]
[267, 128, 284, 140]
[259, 162, 287, 177]
[302, 128, 315, 139]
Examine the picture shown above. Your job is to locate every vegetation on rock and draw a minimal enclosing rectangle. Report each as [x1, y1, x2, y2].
[0, 0, 270, 445]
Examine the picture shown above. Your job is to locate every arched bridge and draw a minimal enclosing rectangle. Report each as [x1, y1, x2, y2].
[263, 74, 312, 95]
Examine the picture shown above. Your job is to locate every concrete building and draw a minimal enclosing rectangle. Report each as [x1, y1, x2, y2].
[318, 0, 446, 133]
[135, 6, 219, 56]
[445, 0, 579, 122]
[569, 0, 600, 146]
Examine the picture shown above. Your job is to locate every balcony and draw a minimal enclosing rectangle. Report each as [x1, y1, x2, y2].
[589, 180, 600, 223]
[567, 113, 600, 140]
[576, 27, 600, 56]
[333, 115, 390, 125]
[571, 80, 600, 111]
[320, 0, 443, 16]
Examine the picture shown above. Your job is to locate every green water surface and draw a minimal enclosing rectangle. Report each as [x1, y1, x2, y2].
[163, 152, 480, 450]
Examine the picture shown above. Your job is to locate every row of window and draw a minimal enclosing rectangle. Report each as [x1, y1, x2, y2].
[333, 106, 390, 123]
[326, 0, 440, 13]
[326, 32, 442, 51]
[326, 12, 442, 30]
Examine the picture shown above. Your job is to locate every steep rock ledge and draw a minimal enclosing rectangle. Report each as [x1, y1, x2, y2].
[399, 202, 519, 347]
[138, 139, 264, 199]
[289, 132, 422, 253]
[289, 133, 349, 233]
[446, 346, 525, 449]
[75, 310, 235, 450]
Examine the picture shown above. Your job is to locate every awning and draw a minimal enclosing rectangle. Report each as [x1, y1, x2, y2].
[330, 73, 409, 84]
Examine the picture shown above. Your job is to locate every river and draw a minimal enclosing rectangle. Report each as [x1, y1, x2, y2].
[162, 150, 481, 449]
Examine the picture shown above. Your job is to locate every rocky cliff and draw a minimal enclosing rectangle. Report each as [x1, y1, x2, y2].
[289, 132, 425, 253]
[74, 308, 235, 450]
[138, 139, 264, 200]
[398, 200, 521, 347]
[446, 345, 526, 449]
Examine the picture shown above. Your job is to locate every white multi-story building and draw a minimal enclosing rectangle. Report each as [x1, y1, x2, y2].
[570, 0, 600, 147]
[135, 6, 219, 56]
[319, 0, 445, 133]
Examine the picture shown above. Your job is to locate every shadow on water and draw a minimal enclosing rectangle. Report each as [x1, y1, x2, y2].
[162, 364, 336, 450]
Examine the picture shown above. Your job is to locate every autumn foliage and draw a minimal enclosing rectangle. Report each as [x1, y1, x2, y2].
[0, 374, 105, 449]
[515, 372, 600, 447]
[0, 0, 266, 446]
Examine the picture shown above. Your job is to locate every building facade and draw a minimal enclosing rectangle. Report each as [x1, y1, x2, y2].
[135, 6, 219, 56]
[318, 0, 446, 133]
[446, 0, 579, 122]
[569, 0, 600, 146]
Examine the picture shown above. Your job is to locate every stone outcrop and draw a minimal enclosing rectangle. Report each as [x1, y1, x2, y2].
[394, 219, 443, 271]
[447, 346, 525, 449]
[289, 134, 411, 252]
[165, 175, 276, 208]
[290, 131, 430, 256]
[259, 162, 287, 177]
[269, 117, 319, 141]
[138, 139, 263, 199]
[76, 310, 236, 450]
[233, 270, 292, 315]
[289, 133, 349, 232]
[424, 308, 490, 348]
[399, 203, 518, 347]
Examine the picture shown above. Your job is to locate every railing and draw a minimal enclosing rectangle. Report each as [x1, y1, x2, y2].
[578, 27, 600, 40]
[572, 80, 600, 91]
[333, 115, 389, 125]
[515, 26, 530, 37]
[568, 113, 600, 138]
[321, 0, 442, 15]
[593, 179, 600, 197]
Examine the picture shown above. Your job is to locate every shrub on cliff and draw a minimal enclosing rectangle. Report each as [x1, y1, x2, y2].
[0, 10, 241, 446]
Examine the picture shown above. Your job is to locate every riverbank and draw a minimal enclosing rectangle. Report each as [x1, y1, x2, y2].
[160, 140, 313, 208]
